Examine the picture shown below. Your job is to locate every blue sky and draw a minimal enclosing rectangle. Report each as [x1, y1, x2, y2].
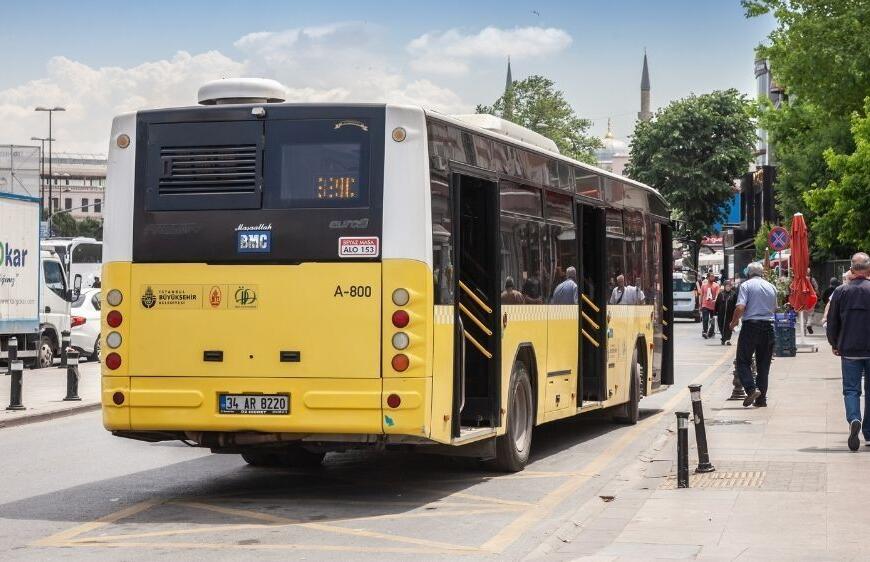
[1, 0, 774, 153]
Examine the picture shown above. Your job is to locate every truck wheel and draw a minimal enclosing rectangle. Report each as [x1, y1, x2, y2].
[493, 361, 534, 472]
[91, 335, 101, 362]
[612, 351, 642, 425]
[36, 336, 54, 369]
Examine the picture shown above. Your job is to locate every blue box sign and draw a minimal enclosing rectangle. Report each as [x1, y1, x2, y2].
[237, 231, 271, 253]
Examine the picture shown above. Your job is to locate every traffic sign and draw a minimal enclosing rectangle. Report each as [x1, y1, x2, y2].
[768, 226, 790, 251]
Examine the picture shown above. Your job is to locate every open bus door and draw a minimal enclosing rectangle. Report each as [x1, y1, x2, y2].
[577, 202, 608, 404]
[450, 171, 501, 437]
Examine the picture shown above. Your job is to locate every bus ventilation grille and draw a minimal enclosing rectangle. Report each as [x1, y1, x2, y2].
[158, 145, 258, 196]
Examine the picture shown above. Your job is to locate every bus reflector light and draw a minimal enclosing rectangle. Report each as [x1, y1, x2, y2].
[106, 352, 122, 370]
[391, 332, 410, 350]
[112, 391, 125, 405]
[107, 310, 123, 328]
[392, 310, 410, 328]
[392, 288, 410, 307]
[106, 289, 123, 306]
[391, 354, 409, 372]
[106, 331, 122, 349]
[386, 393, 401, 408]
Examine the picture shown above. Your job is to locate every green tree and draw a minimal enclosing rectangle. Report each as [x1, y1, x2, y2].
[754, 222, 773, 260]
[744, 0, 870, 257]
[50, 212, 79, 237]
[805, 99, 870, 251]
[625, 89, 755, 264]
[77, 218, 103, 240]
[477, 75, 602, 164]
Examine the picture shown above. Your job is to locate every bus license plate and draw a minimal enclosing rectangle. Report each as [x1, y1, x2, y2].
[219, 394, 289, 415]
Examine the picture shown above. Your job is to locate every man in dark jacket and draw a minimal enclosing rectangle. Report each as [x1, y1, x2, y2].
[715, 279, 738, 345]
[826, 252, 870, 451]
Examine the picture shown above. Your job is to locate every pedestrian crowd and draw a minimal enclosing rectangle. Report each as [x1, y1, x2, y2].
[693, 253, 870, 452]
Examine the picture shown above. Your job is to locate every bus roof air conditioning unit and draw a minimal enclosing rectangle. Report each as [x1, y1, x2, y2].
[451, 114, 560, 154]
[197, 78, 287, 105]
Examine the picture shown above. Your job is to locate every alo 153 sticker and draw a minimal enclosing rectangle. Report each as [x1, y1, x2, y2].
[338, 237, 379, 258]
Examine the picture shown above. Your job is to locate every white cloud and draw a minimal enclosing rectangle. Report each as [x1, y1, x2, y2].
[2, 23, 566, 153]
[407, 26, 572, 75]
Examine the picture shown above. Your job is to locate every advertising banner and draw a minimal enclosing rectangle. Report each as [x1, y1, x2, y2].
[0, 194, 40, 333]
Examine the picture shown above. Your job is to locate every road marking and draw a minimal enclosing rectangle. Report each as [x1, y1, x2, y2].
[480, 347, 735, 553]
[31, 499, 161, 547]
[56, 541, 479, 555]
[181, 500, 478, 552]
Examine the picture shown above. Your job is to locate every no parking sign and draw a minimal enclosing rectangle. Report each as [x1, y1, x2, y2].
[768, 226, 790, 252]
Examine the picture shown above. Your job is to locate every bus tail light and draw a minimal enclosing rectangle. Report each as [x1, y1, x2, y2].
[107, 310, 123, 328]
[71, 315, 86, 328]
[106, 331, 122, 349]
[106, 352, 122, 370]
[386, 393, 402, 408]
[392, 310, 409, 328]
[391, 288, 410, 306]
[391, 332, 410, 350]
[106, 289, 123, 306]
[391, 354, 409, 372]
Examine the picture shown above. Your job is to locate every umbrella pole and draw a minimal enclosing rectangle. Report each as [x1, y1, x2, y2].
[799, 311, 806, 345]
[797, 310, 818, 353]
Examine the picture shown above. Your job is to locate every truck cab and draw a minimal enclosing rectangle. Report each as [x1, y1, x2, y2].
[37, 250, 74, 367]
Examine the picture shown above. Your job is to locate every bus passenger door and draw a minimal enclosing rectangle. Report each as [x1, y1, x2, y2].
[577, 204, 607, 404]
[451, 172, 501, 436]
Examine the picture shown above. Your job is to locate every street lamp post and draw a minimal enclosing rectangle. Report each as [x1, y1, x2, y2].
[34, 106, 65, 214]
[30, 136, 55, 216]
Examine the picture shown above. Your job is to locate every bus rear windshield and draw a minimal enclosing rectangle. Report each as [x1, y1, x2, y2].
[133, 107, 384, 263]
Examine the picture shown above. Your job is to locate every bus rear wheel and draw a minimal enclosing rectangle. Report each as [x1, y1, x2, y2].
[612, 351, 642, 425]
[493, 361, 534, 472]
[242, 446, 325, 468]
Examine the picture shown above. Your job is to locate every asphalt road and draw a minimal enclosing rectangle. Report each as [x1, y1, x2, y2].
[0, 320, 733, 561]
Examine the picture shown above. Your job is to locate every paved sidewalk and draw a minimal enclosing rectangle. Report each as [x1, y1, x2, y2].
[0, 361, 100, 428]
[536, 335, 868, 561]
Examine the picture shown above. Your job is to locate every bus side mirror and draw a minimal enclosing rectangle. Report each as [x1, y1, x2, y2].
[71, 274, 82, 301]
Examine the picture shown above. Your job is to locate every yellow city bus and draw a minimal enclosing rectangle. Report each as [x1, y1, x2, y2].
[100, 79, 673, 471]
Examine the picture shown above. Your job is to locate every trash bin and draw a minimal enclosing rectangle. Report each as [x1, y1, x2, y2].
[774, 312, 797, 357]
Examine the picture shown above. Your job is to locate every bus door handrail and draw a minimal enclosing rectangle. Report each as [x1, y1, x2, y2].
[581, 293, 600, 313]
[457, 316, 467, 413]
[458, 280, 493, 314]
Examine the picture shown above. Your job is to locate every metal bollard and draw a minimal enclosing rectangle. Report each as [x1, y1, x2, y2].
[6, 338, 25, 411]
[676, 411, 690, 488]
[689, 384, 715, 473]
[59, 330, 71, 368]
[63, 350, 81, 401]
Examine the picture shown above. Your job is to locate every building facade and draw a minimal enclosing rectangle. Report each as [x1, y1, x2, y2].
[44, 152, 107, 220]
[0, 145, 40, 198]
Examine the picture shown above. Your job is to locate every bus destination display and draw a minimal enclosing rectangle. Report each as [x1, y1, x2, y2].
[316, 176, 359, 200]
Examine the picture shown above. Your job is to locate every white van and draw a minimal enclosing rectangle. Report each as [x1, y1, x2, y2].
[673, 272, 700, 322]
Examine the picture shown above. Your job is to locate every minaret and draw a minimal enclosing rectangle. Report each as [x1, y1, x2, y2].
[638, 51, 652, 121]
[505, 56, 513, 95]
[503, 57, 514, 119]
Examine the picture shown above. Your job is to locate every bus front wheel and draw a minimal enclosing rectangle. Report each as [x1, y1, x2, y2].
[493, 362, 534, 472]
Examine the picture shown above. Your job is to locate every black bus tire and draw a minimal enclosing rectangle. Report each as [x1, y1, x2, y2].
[612, 352, 641, 425]
[493, 362, 534, 472]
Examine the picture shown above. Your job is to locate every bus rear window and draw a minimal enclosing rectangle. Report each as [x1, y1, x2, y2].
[264, 120, 370, 209]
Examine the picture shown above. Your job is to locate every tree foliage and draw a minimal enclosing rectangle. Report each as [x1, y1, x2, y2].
[805, 99, 870, 252]
[625, 89, 755, 246]
[477, 75, 601, 164]
[50, 213, 103, 240]
[745, 0, 870, 257]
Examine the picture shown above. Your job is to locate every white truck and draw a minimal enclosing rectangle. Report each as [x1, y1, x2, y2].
[1, 193, 81, 367]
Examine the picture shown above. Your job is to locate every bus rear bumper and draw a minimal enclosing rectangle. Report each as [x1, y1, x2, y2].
[102, 376, 431, 438]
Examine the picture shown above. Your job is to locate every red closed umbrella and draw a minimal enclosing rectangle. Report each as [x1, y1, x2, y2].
[789, 213, 817, 311]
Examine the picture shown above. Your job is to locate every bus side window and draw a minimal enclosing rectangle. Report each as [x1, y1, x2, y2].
[606, 209, 626, 305]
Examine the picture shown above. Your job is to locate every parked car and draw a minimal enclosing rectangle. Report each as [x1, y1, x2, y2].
[672, 273, 701, 322]
[71, 288, 101, 360]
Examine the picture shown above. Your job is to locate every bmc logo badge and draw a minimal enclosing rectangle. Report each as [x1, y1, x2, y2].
[234, 285, 257, 308]
[141, 286, 156, 309]
[209, 286, 222, 308]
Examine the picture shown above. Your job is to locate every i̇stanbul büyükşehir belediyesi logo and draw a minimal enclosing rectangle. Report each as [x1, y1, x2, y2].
[0, 241, 29, 268]
[141, 286, 156, 308]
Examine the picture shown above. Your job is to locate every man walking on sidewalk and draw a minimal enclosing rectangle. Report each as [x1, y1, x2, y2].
[826, 252, 870, 451]
[730, 262, 777, 407]
[699, 272, 720, 339]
